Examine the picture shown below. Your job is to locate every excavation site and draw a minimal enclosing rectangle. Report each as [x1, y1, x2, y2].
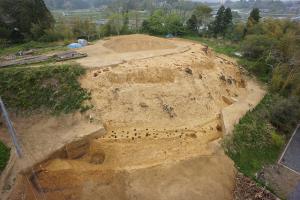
[1, 35, 265, 200]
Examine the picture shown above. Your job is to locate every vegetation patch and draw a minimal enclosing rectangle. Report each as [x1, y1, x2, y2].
[0, 141, 10, 172]
[182, 35, 239, 56]
[0, 64, 91, 114]
[0, 41, 67, 56]
[223, 95, 285, 177]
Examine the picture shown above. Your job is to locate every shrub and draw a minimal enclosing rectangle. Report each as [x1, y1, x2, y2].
[39, 29, 65, 42]
[0, 141, 10, 172]
[242, 34, 278, 59]
[0, 39, 9, 48]
[30, 23, 45, 40]
[270, 96, 300, 135]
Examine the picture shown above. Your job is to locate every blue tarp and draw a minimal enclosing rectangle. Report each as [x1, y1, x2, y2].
[165, 33, 174, 38]
[67, 43, 82, 49]
[78, 39, 88, 47]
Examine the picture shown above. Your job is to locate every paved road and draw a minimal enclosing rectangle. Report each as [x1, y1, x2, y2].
[289, 182, 300, 200]
[280, 126, 300, 173]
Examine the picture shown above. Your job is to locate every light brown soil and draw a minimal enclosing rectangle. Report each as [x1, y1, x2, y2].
[75, 34, 189, 68]
[103, 34, 176, 53]
[2, 35, 266, 200]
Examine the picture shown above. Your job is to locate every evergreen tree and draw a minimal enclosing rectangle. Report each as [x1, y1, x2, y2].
[209, 6, 233, 37]
[211, 6, 225, 36]
[0, 0, 54, 41]
[249, 8, 261, 23]
[244, 8, 261, 37]
[187, 14, 198, 33]
[224, 7, 233, 27]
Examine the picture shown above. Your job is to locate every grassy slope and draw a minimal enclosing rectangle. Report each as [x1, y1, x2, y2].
[0, 41, 67, 57]
[0, 64, 91, 114]
[0, 63, 91, 171]
[0, 141, 10, 172]
[224, 95, 284, 177]
[182, 35, 239, 57]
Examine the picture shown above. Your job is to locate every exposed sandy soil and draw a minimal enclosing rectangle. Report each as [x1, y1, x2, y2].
[103, 34, 176, 53]
[1, 34, 266, 200]
[75, 34, 189, 68]
[10, 150, 235, 200]
[0, 113, 105, 199]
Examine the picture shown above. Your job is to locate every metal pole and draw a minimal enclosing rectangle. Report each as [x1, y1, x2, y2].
[0, 97, 22, 157]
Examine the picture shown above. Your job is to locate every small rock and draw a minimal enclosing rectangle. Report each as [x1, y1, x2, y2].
[185, 68, 193, 75]
[90, 152, 105, 165]
[139, 102, 148, 108]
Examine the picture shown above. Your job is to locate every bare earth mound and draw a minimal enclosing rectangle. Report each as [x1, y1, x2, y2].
[75, 34, 189, 68]
[2, 35, 266, 200]
[103, 34, 176, 53]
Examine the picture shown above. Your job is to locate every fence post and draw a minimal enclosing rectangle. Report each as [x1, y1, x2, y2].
[0, 97, 22, 158]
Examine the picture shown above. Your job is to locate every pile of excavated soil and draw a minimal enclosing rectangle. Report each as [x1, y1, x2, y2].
[4, 35, 266, 200]
[103, 34, 176, 53]
[75, 34, 189, 68]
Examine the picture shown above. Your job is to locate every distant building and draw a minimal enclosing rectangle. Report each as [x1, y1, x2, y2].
[291, 16, 300, 22]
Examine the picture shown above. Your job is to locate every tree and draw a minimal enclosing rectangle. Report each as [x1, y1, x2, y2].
[245, 8, 261, 35]
[142, 10, 184, 35]
[187, 14, 198, 33]
[224, 7, 233, 27]
[107, 13, 123, 35]
[230, 22, 245, 41]
[242, 34, 278, 59]
[0, 0, 54, 41]
[165, 13, 185, 36]
[72, 18, 97, 40]
[249, 8, 261, 23]
[209, 6, 232, 37]
[121, 11, 130, 34]
[145, 10, 166, 35]
[187, 5, 212, 33]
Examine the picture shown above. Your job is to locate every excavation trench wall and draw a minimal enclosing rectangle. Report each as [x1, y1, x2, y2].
[221, 79, 266, 135]
[0, 121, 106, 200]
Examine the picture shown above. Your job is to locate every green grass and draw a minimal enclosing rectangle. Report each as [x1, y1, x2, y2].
[182, 35, 239, 57]
[0, 41, 67, 57]
[223, 95, 285, 177]
[0, 141, 10, 172]
[0, 64, 91, 114]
